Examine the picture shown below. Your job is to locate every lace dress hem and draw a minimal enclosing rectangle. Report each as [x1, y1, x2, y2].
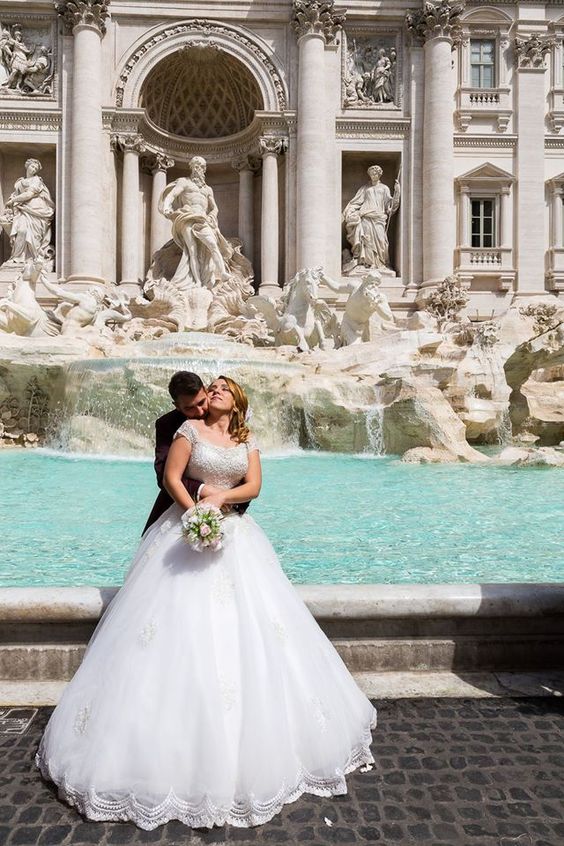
[34, 707, 377, 830]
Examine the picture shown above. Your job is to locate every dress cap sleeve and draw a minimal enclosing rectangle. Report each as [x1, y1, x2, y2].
[173, 420, 197, 443]
[246, 432, 260, 453]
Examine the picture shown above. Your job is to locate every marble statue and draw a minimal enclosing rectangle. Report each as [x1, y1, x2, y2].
[336, 269, 395, 346]
[0, 158, 55, 266]
[208, 277, 273, 346]
[0, 258, 56, 336]
[342, 165, 400, 275]
[343, 38, 397, 108]
[158, 155, 234, 289]
[0, 24, 53, 94]
[253, 267, 337, 352]
[42, 278, 131, 337]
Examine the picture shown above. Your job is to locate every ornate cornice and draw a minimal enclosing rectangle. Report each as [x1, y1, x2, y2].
[514, 34, 555, 70]
[405, 0, 465, 46]
[259, 136, 288, 156]
[55, 1, 110, 36]
[291, 0, 346, 45]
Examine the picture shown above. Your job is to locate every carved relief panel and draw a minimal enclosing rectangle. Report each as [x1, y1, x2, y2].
[0, 17, 55, 98]
[342, 32, 402, 110]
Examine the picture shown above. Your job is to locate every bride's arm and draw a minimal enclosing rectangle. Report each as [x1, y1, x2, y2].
[163, 436, 196, 511]
[199, 451, 262, 509]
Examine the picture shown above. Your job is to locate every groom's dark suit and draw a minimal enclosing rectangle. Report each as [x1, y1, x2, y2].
[142, 409, 197, 535]
[142, 408, 249, 536]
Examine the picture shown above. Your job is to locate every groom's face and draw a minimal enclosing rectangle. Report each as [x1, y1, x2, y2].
[175, 389, 209, 419]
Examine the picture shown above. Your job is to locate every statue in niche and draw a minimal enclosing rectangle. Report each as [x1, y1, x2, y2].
[342, 164, 400, 275]
[158, 155, 238, 290]
[0, 23, 53, 94]
[343, 37, 397, 108]
[0, 158, 55, 267]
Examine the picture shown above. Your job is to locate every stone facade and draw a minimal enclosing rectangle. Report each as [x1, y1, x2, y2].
[0, 0, 563, 317]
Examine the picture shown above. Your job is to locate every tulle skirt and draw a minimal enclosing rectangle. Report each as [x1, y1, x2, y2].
[35, 505, 377, 829]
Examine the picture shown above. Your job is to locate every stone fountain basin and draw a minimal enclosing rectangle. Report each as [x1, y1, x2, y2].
[0, 583, 562, 703]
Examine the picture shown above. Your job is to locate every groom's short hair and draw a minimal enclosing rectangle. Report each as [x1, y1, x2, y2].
[168, 371, 204, 401]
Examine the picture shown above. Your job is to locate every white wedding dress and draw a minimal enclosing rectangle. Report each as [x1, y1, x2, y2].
[35, 420, 377, 829]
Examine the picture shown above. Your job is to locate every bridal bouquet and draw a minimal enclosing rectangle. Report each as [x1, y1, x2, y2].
[181, 504, 224, 552]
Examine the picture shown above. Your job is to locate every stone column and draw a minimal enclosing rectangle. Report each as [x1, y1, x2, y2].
[514, 34, 554, 294]
[460, 186, 470, 248]
[148, 153, 174, 257]
[501, 186, 512, 248]
[292, 0, 345, 270]
[259, 137, 286, 297]
[232, 157, 259, 262]
[113, 135, 145, 294]
[550, 185, 563, 249]
[406, 1, 463, 286]
[56, 0, 109, 287]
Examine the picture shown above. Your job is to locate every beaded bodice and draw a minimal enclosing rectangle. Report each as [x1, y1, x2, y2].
[174, 420, 259, 488]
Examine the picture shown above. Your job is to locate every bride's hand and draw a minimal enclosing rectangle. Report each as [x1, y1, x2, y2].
[198, 491, 228, 511]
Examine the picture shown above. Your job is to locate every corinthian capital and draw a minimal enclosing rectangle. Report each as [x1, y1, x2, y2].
[259, 136, 288, 157]
[111, 134, 146, 155]
[514, 34, 555, 70]
[55, 0, 110, 36]
[405, 0, 464, 46]
[292, 0, 346, 45]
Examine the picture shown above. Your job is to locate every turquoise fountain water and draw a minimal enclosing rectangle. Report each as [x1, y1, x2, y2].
[1, 449, 562, 587]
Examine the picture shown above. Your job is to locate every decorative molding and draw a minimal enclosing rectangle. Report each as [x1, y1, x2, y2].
[545, 136, 564, 148]
[514, 34, 555, 70]
[0, 109, 61, 131]
[405, 0, 465, 47]
[115, 19, 288, 113]
[336, 116, 410, 139]
[259, 136, 288, 156]
[291, 0, 346, 45]
[55, 1, 110, 37]
[454, 134, 516, 148]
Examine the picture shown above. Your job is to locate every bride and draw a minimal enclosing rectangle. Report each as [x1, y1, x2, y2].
[35, 376, 377, 829]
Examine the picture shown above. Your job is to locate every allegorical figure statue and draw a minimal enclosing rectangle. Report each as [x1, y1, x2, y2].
[342, 164, 400, 275]
[158, 155, 234, 289]
[0, 158, 54, 266]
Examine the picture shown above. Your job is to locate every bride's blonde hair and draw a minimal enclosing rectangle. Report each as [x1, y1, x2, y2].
[217, 375, 250, 444]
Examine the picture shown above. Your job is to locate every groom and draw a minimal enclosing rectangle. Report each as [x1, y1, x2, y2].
[142, 371, 247, 535]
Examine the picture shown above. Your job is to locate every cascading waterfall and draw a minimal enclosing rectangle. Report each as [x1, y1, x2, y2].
[46, 334, 306, 457]
[364, 404, 385, 456]
[497, 407, 513, 447]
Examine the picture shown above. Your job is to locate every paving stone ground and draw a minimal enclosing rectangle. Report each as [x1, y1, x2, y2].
[0, 698, 562, 846]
